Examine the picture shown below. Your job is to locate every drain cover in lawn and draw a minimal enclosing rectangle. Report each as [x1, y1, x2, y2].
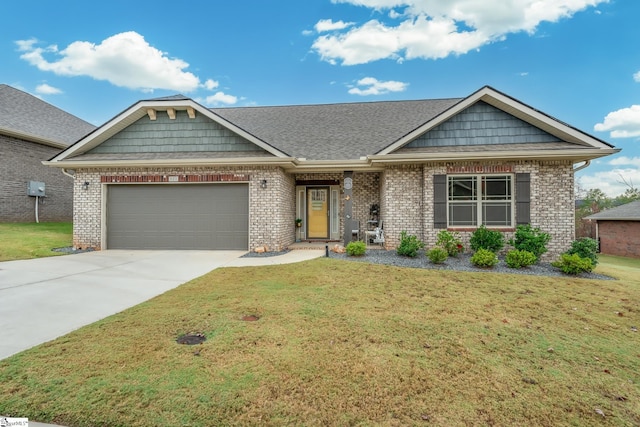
[176, 333, 206, 345]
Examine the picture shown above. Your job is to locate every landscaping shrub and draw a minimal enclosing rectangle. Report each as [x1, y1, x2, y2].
[551, 253, 594, 275]
[470, 248, 499, 268]
[396, 231, 424, 258]
[508, 224, 551, 261]
[505, 249, 537, 269]
[345, 241, 366, 256]
[469, 225, 505, 253]
[565, 237, 599, 266]
[435, 230, 464, 257]
[426, 247, 448, 264]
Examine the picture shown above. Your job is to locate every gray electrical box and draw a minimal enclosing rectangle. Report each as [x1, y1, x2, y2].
[27, 181, 46, 197]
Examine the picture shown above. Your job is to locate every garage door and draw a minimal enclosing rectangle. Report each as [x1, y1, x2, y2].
[106, 184, 249, 250]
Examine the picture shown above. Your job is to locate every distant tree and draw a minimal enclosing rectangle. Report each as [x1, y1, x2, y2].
[614, 174, 640, 205]
[575, 188, 613, 239]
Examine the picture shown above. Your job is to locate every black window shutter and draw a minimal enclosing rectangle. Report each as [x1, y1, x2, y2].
[515, 173, 531, 225]
[434, 174, 447, 229]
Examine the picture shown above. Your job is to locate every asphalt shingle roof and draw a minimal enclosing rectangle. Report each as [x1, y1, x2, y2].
[0, 84, 96, 146]
[211, 98, 462, 160]
[585, 200, 640, 221]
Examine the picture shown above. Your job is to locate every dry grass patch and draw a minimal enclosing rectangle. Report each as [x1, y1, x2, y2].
[0, 257, 639, 426]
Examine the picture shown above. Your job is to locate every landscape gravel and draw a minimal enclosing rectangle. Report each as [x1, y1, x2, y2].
[327, 250, 614, 280]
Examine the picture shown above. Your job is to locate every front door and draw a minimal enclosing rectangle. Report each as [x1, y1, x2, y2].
[307, 187, 329, 239]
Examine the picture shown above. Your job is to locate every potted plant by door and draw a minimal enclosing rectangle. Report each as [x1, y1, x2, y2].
[295, 218, 303, 227]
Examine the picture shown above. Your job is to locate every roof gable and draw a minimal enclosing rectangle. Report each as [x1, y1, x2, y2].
[0, 84, 95, 148]
[85, 109, 268, 156]
[405, 101, 560, 149]
[380, 86, 615, 155]
[51, 98, 288, 162]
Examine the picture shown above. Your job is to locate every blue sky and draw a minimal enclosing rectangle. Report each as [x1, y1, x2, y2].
[2, 0, 639, 197]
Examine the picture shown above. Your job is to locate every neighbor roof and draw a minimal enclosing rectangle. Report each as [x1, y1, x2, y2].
[585, 200, 640, 221]
[0, 84, 96, 148]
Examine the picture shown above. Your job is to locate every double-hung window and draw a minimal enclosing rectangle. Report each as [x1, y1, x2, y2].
[448, 175, 513, 227]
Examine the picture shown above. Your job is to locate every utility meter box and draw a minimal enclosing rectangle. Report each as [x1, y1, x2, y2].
[27, 181, 46, 197]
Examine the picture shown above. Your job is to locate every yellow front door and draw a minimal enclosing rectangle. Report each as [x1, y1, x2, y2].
[307, 188, 329, 239]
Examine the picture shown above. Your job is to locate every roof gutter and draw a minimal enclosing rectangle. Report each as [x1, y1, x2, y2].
[1, 127, 68, 149]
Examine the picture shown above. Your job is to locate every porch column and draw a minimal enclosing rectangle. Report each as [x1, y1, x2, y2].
[343, 171, 354, 245]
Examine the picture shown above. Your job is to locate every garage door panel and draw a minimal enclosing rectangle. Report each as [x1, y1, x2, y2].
[107, 184, 249, 250]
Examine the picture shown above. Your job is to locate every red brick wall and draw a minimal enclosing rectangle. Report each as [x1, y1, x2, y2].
[598, 221, 640, 258]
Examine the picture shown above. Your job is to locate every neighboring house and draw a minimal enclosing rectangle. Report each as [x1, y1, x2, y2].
[45, 86, 618, 259]
[585, 200, 640, 258]
[0, 84, 96, 222]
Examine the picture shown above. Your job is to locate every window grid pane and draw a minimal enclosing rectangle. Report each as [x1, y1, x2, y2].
[449, 176, 477, 201]
[449, 203, 477, 226]
[482, 202, 512, 226]
[482, 176, 512, 200]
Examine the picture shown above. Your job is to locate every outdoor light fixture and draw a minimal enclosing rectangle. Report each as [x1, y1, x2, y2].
[261, 179, 267, 189]
[82, 181, 90, 190]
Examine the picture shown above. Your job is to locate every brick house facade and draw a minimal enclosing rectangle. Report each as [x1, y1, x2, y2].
[0, 84, 95, 222]
[586, 201, 640, 258]
[46, 87, 618, 257]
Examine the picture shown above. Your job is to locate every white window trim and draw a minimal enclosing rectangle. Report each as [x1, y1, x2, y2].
[447, 173, 515, 228]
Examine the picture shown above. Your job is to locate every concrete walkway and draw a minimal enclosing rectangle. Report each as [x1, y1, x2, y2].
[1, 249, 323, 427]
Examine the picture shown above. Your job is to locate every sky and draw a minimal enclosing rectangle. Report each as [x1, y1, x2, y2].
[1, 0, 639, 197]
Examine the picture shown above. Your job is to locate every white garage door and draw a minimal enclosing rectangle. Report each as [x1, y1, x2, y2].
[106, 184, 249, 250]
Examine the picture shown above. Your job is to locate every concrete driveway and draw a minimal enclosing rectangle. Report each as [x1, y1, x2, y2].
[0, 249, 322, 360]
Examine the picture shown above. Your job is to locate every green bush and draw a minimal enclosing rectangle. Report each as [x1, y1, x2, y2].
[505, 249, 537, 269]
[427, 247, 448, 264]
[435, 230, 464, 257]
[551, 253, 594, 275]
[345, 241, 366, 256]
[565, 237, 599, 266]
[508, 225, 551, 261]
[470, 225, 505, 253]
[470, 248, 499, 268]
[396, 231, 424, 258]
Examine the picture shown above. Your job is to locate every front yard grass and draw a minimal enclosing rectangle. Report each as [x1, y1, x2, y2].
[0, 256, 638, 426]
[0, 222, 72, 261]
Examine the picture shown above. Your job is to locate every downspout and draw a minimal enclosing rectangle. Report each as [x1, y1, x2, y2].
[573, 160, 590, 173]
[61, 168, 75, 179]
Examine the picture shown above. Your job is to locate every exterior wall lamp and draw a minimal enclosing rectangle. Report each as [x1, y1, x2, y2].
[260, 179, 267, 189]
[82, 181, 90, 190]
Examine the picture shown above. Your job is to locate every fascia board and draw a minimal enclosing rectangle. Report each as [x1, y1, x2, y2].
[378, 86, 615, 155]
[369, 147, 620, 164]
[1, 127, 68, 149]
[49, 99, 288, 162]
[42, 156, 298, 169]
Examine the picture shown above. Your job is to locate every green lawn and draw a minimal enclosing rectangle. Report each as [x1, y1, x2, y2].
[1, 255, 638, 426]
[0, 222, 72, 261]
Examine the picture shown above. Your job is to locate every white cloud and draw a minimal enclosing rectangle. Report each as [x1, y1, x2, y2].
[594, 105, 640, 138]
[35, 83, 62, 95]
[315, 0, 608, 65]
[348, 76, 408, 95]
[203, 79, 219, 90]
[315, 19, 354, 32]
[578, 167, 640, 197]
[204, 92, 238, 105]
[16, 32, 204, 92]
[609, 156, 640, 167]
[634, 71, 640, 82]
